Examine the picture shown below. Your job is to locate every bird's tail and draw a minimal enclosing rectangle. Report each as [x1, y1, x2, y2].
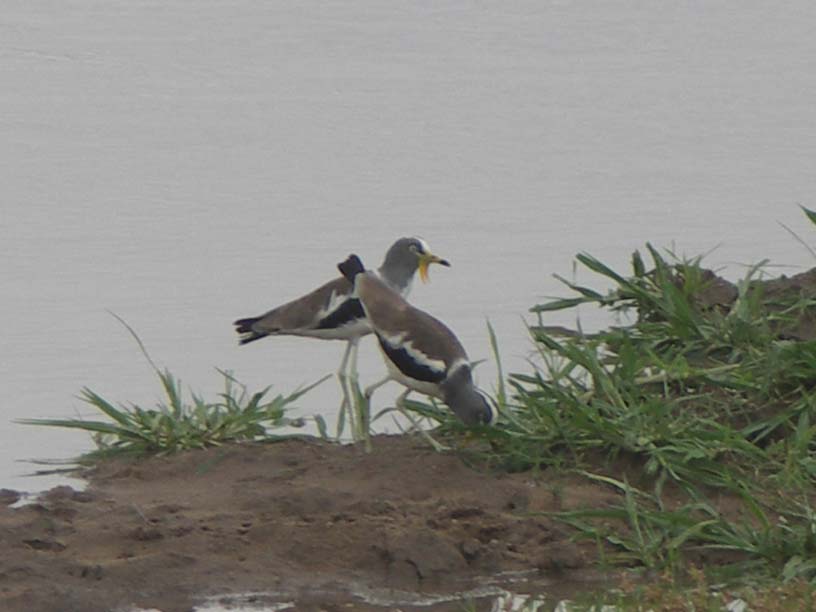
[233, 317, 268, 345]
[338, 254, 365, 282]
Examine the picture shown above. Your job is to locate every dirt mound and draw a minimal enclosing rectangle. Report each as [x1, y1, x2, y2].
[0, 435, 614, 612]
[7, 267, 814, 611]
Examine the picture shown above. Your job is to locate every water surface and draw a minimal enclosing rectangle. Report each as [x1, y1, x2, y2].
[3, 1, 816, 490]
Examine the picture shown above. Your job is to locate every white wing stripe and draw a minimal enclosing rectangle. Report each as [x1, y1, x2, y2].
[378, 332, 447, 376]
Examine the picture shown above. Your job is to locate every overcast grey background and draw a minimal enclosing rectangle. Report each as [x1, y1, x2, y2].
[3, 1, 816, 492]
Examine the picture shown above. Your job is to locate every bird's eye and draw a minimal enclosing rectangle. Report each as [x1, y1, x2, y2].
[409, 244, 419, 253]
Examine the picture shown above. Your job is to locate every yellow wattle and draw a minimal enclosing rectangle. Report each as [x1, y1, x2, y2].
[418, 260, 430, 283]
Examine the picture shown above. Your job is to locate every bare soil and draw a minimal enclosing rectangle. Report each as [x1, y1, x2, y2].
[0, 435, 620, 612]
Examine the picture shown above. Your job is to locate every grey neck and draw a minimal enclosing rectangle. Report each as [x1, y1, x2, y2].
[377, 257, 417, 296]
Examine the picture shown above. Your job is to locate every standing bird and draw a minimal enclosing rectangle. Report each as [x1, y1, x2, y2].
[234, 238, 450, 413]
[337, 254, 497, 426]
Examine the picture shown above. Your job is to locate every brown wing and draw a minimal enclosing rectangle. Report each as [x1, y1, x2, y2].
[241, 276, 354, 334]
[357, 273, 466, 367]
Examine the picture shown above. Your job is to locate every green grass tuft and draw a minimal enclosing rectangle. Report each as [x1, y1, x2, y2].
[19, 368, 326, 457]
[404, 210, 816, 587]
[19, 313, 327, 457]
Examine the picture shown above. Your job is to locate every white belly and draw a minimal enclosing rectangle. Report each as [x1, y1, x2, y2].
[289, 318, 372, 340]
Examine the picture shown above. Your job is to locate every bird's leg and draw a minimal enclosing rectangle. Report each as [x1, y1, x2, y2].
[397, 391, 447, 452]
[394, 388, 414, 426]
[336, 339, 356, 438]
[363, 374, 392, 402]
[338, 338, 354, 375]
[346, 339, 367, 441]
[395, 388, 411, 409]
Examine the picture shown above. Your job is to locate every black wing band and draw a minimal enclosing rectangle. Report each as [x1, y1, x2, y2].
[316, 298, 365, 330]
[377, 335, 446, 383]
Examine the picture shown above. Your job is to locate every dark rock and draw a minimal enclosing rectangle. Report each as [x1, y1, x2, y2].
[448, 506, 484, 520]
[0, 489, 21, 506]
[459, 537, 482, 561]
[129, 526, 163, 542]
[41, 486, 77, 502]
[71, 491, 95, 503]
[535, 542, 585, 572]
[79, 564, 103, 580]
[390, 529, 466, 579]
[23, 538, 66, 552]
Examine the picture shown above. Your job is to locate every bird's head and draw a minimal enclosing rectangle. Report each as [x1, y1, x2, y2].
[384, 237, 450, 284]
[441, 365, 498, 426]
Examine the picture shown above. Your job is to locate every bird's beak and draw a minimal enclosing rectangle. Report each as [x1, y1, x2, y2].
[418, 252, 451, 283]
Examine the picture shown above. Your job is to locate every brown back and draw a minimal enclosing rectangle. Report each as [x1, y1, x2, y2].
[358, 273, 466, 366]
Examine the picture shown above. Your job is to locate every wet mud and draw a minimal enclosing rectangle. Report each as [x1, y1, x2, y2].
[0, 435, 613, 612]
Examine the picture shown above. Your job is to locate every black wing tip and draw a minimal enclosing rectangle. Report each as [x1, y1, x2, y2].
[234, 317, 259, 333]
[338, 254, 365, 282]
[237, 332, 266, 345]
[234, 316, 270, 345]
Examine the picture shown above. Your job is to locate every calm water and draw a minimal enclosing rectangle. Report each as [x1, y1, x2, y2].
[3, 1, 816, 491]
